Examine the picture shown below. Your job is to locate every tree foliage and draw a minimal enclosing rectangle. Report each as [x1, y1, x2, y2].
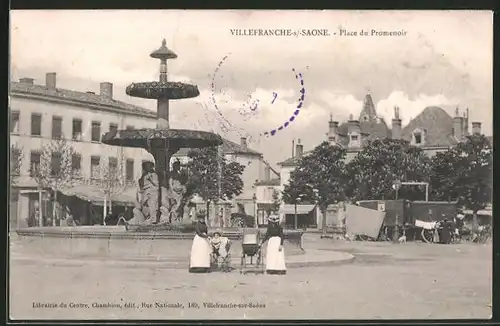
[10, 143, 24, 186]
[282, 141, 348, 213]
[86, 151, 132, 201]
[430, 134, 492, 213]
[33, 137, 77, 226]
[345, 138, 432, 201]
[186, 146, 245, 203]
[35, 137, 76, 192]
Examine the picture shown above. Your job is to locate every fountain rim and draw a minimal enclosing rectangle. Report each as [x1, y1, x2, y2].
[101, 128, 224, 149]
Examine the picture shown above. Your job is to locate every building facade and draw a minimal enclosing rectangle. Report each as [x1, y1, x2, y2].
[276, 92, 485, 229]
[278, 92, 485, 187]
[9, 73, 157, 227]
[173, 137, 279, 221]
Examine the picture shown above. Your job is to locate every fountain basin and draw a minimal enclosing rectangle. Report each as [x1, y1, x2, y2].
[126, 81, 200, 99]
[13, 227, 305, 261]
[101, 128, 223, 148]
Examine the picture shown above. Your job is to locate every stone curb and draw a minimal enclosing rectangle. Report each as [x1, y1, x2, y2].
[11, 251, 354, 270]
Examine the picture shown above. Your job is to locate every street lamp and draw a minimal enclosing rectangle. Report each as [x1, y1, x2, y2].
[294, 193, 305, 230]
[392, 179, 402, 242]
[252, 193, 257, 229]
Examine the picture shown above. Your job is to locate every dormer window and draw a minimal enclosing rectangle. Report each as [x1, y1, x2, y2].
[412, 128, 426, 146]
[349, 132, 360, 147]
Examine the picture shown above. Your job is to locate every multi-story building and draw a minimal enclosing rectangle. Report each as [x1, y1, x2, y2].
[278, 92, 485, 187]
[9, 73, 156, 227]
[173, 137, 279, 221]
[277, 92, 486, 228]
[9, 73, 276, 227]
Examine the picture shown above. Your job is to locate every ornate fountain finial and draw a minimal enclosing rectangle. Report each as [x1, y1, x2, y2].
[150, 38, 178, 60]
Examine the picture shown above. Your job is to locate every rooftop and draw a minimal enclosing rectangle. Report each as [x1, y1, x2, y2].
[278, 102, 468, 167]
[10, 80, 156, 119]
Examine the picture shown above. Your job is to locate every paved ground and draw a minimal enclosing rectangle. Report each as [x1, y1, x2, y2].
[9, 234, 492, 320]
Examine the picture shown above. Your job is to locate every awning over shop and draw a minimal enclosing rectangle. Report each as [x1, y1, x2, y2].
[279, 204, 316, 215]
[58, 184, 137, 206]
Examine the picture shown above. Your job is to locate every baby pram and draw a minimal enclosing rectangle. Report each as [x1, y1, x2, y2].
[240, 228, 264, 274]
[210, 233, 232, 272]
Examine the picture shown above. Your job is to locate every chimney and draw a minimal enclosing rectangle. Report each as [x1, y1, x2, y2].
[264, 165, 271, 181]
[100, 82, 113, 99]
[453, 107, 463, 140]
[471, 122, 482, 135]
[240, 137, 247, 149]
[19, 77, 34, 85]
[328, 114, 339, 144]
[295, 139, 304, 158]
[391, 106, 402, 139]
[463, 108, 469, 136]
[45, 72, 56, 90]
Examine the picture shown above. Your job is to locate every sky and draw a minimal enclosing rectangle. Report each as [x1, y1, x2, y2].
[10, 10, 493, 168]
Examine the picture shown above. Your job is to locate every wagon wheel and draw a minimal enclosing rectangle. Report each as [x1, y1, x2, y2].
[421, 229, 434, 244]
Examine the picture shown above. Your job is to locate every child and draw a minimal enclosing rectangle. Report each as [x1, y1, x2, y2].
[210, 230, 231, 269]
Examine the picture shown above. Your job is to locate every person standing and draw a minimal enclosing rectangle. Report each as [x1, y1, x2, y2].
[189, 211, 212, 273]
[260, 214, 286, 275]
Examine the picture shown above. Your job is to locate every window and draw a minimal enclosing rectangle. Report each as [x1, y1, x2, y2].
[351, 135, 358, 141]
[412, 129, 425, 145]
[414, 133, 422, 144]
[126, 159, 134, 181]
[30, 151, 41, 177]
[91, 121, 101, 142]
[52, 116, 63, 139]
[126, 125, 134, 130]
[90, 156, 100, 179]
[71, 153, 82, 177]
[108, 157, 118, 174]
[109, 123, 118, 134]
[10, 111, 20, 134]
[51, 152, 62, 176]
[31, 113, 42, 136]
[72, 119, 82, 141]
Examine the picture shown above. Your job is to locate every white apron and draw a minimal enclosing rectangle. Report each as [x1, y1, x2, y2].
[190, 235, 211, 269]
[265, 236, 286, 271]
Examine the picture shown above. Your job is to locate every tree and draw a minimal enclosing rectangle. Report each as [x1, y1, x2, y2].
[345, 138, 432, 202]
[282, 141, 348, 235]
[186, 146, 245, 223]
[85, 152, 132, 225]
[10, 143, 24, 187]
[430, 134, 492, 229]
[269, 188, 281, 216]
[34, 137, 76, 227]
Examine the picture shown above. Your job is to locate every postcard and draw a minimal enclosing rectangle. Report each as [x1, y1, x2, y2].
[9, 9, 492, 320]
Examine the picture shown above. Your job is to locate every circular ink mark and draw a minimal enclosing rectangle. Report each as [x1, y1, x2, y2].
[262, 68, 306, 137]
[211, 54, 305, 139]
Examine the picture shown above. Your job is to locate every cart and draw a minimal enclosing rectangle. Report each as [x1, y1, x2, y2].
[240, 228, 265, 274]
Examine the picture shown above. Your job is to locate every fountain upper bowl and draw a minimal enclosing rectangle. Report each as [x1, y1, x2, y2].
[126, 81, 200, 99]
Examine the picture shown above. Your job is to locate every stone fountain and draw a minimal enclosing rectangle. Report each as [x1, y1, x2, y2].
[14, 39, 305, 261]
[102, 39, 223, 229]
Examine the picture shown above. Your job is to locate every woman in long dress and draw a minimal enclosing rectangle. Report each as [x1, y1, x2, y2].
[260, 215, 286, 275]
[189, 211, 212, 273]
